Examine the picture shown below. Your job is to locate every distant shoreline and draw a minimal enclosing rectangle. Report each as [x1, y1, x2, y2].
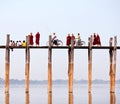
[0, 78, 120, 85]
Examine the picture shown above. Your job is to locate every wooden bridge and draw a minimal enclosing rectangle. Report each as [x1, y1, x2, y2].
[1, 34, 119, 94]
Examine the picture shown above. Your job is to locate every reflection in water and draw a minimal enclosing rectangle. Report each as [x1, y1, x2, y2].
[4, 91, 117, 104]
[48, 93, 52, 104]
[5, 93, 9, 104]
[26, 93, 29, 104]
[110, 93, 116, 104]
[88, 93, 92, 104]
[68, 93, 73, 104]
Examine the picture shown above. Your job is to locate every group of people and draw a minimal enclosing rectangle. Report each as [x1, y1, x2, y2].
[66, 33, 76, 46]
[9, 40, 26, 51]
[92, 33, 101, 46]
[51, 32, 82, 46]
[66, 33, 81, 46]
[28, 32, 40, 46]
[66, 32, 101, 46]
[9, 32, 40, 51]
[9, 32, 101, 51]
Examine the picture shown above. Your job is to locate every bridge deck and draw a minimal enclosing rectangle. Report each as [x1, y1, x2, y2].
[0, 45, 120, 49]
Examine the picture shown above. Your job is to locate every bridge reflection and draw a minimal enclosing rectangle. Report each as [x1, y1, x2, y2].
[4, 92, 116, 104]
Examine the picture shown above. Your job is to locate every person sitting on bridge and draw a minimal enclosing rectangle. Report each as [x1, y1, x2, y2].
[10, 40, 15, 51]
[22, 40, 26, 46]
[18, 40, 22, 46]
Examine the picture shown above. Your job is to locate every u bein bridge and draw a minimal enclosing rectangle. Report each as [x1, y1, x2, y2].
[1, 34, 120, 94]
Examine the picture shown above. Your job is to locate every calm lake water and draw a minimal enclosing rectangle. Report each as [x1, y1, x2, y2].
[0, 84, 120, 104]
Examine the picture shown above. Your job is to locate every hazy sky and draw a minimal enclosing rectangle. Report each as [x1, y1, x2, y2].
[0, 0, 120, 80]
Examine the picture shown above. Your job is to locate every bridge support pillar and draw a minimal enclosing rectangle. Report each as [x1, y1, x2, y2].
[25, 36, 30, 93]
[88, 36, 92, 93]
[48, 35, 52, 93]
[5, 34, 10, 93]
[109, 36, 117, 93]
[68, 38, 74, 93]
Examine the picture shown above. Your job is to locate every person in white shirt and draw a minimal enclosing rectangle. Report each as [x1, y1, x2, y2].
[52, 32, 57, 45]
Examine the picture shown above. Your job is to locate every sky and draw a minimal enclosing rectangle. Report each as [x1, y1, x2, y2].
[0, 0, 120, 81]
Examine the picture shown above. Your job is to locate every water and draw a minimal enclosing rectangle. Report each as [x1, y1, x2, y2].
[0, 84, 120, 104]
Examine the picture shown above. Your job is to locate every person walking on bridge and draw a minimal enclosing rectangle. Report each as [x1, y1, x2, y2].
[35, 32, 40, 46]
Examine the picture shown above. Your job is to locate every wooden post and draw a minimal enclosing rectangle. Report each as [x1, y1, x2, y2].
[109, 38, 114, 92]
[109, 36, 117, 93]
[26, 93, 29, 104]
[5, 34, 10, 93]
[88, 93, 92, 104]
[113, 36, 117, 92]
[48, 35, 52, 93]
[25, 36, 30, 93]
[109, 37, 113, 93]
[110, 93, 116, 104]
[5, 93, 9, 104]
[88, 36, 92, 93]
[68, 93, 73, 104]
[48, 92, 52, 104]
[68, 38, 74, 93]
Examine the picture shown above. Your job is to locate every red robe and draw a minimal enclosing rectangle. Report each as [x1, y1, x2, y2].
[93, 34, 97, 45]
[66, 35, 71, 46]
[35, 32, 40, 45]
[71, 35, 75, 45]
[96, 34, 101, 45]
[30, 35, 33, 45]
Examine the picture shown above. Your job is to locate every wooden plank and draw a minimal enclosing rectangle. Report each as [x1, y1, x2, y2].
[5, 34, 10, 93]
[0, 45, 120, 49]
